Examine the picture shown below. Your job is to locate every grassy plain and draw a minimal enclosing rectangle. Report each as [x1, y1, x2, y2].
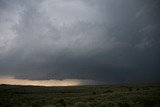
[0, 84, 160, 107]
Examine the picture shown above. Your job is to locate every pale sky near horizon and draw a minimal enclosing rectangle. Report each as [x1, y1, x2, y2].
[0, 0, 160, 86]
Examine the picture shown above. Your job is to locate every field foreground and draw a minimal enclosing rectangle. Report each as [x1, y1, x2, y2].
[0, 84, 160, 107]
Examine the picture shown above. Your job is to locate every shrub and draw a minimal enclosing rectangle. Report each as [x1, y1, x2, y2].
[103, 90, 113, 93]
[129, 88, 132, 91]
[87, 102, 95, 107]
[55, 103, 64, 107]
[98, 101, 116, 107]
[74, 102, 88, 107]
[56, 99, 66, 107]
[117, 102, 130, 107]
[92, 92, 96, 95]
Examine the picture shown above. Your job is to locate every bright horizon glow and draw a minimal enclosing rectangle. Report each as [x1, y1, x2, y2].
[0, 75, 97, 86]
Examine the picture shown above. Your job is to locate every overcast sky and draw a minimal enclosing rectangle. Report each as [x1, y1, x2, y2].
[0, 0, 160, 84]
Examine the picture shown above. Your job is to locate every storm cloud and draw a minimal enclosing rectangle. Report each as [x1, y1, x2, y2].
[0, 0, 160, 84]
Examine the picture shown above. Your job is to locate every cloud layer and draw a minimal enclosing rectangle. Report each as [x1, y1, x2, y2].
[0, 75, 100, 86]
[0, 0, 160, 84]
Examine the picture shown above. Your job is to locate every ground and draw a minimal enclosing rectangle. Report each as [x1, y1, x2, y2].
[0, 84, 160, 107]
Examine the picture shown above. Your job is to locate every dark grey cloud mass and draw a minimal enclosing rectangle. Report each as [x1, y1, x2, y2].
[0, 0, 160, 84]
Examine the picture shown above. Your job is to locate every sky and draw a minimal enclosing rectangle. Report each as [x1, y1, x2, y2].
[0, 0, 160, 86]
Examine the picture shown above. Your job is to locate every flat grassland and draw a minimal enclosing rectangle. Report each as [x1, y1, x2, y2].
[0, 84, 160, 107]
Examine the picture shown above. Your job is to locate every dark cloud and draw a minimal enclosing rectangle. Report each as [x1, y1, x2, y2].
[0, 0, 160, 84]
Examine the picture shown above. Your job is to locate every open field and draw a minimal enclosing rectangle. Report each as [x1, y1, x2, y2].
[0, 84, 160, 107]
